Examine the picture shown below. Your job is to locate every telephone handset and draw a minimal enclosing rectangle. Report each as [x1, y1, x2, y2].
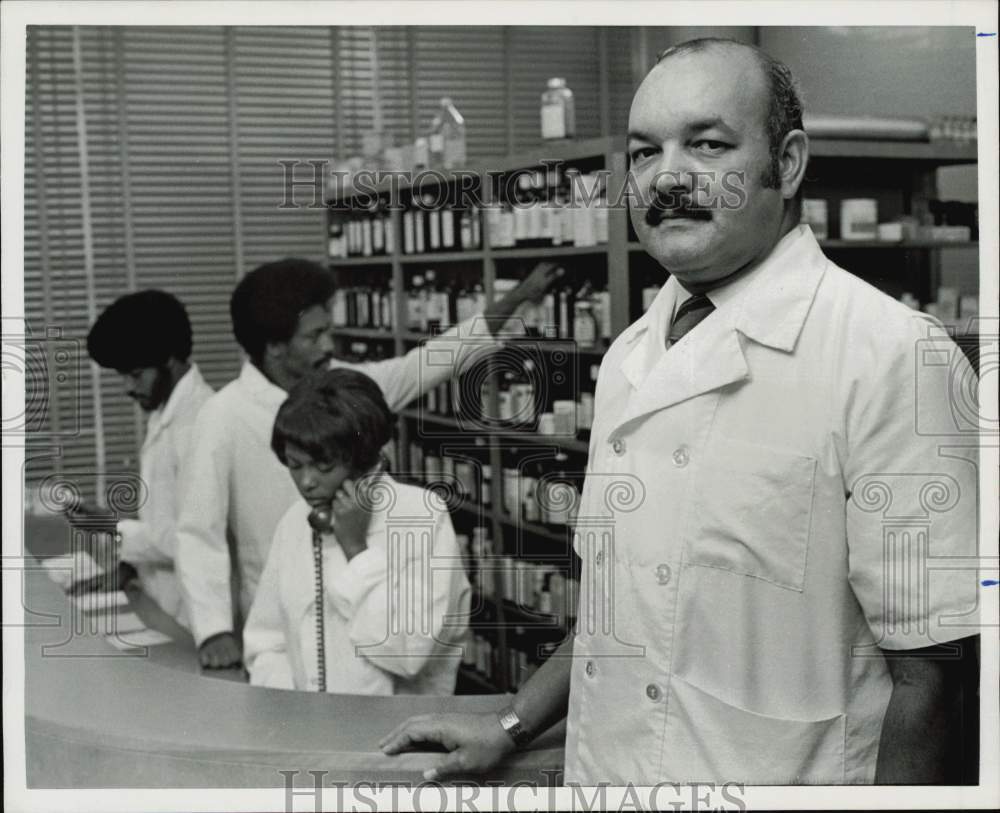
[306, 461, 386, 693]
[307, 505, 334, 534]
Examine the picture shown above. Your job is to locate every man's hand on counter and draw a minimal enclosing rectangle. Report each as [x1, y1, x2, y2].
[67, 561, 138, 596]
[199, 631, 242, 669]
[379, 711, 516, 781]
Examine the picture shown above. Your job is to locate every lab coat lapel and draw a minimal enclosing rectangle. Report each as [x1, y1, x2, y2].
[617, 313, 749, 429]
[619, 288, 674, 392]
[613, 227, 828, 432]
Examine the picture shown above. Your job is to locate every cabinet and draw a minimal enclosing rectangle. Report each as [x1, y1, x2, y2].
[326, 135, 980, 692]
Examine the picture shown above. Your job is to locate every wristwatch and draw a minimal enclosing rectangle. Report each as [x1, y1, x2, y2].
[496, 704, 532, 747]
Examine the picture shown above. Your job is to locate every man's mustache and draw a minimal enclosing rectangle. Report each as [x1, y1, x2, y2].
[645, 190, 713, 226]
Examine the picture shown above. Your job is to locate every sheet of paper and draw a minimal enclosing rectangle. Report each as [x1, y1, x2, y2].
[110, 611, 147, 634]
[117, 628, 173, 648]
[70, 590, 129, 613]
[104, 628, 173, 651]
[41, 551, 105, 589]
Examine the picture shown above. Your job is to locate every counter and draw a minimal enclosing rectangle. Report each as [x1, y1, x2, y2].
[22, 514, 565, 787]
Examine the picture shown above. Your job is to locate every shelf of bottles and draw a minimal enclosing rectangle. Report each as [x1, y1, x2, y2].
[326, 140, 629, 692]
[397, 344, 595, 693]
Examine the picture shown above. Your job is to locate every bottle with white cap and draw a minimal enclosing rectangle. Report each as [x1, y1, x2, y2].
[541, 78, 576, 140]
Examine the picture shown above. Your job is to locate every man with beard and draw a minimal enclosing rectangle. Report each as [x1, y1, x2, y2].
[177, 257, 561, 669]
[73, 289, 213, 627]
[380, 39, 980, 784]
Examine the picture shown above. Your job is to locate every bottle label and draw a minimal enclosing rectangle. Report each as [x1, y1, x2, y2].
[498, 390, 513, 421]
[594, 202, 609, 244]
[523, 476, 540, 523]
[429, 210, 441, 250]
[541, 102, 566, 139]
[514, 206, 529, 242]
[414, 211, 425, 253]
[579, 393, 595, 430]
[384, 219, 395, 254]
[442, 209, 455, 248]
[404, 211, 415, 254]
[574, 308, 597, 347]
[471, 209, 481, 247]
[528, 202, 542, 239]
[362, 219, 373, 256]
[512, 383, 535, 424]
[539, 205, 554, 242]
[443, 136, 466, 170]
[438, 291, 452, 329]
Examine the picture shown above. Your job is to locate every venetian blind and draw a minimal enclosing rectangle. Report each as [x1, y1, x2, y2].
[24, 24, 635, 498]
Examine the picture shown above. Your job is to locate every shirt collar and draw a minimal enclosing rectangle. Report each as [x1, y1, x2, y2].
[237, 359, 288, 407]
[621, 225, 826, 354]
[720, 224, 827, 352]
[153, 362, 204, 428]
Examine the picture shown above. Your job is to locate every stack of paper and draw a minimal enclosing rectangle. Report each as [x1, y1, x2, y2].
[70, 590, 129, 613]
[63, 587, 175, 651]
[41, 551, 105, 590]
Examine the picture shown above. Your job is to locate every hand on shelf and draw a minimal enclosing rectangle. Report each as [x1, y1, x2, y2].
[478, 262, 564, 339]
[510, 262, 565, 305]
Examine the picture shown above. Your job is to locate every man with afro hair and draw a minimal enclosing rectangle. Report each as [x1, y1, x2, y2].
[75, 289, 213, 626]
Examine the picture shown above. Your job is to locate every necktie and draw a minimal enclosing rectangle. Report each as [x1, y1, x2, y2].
[667, 294, 716, 349]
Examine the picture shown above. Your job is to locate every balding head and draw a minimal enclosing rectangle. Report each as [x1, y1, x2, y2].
[655, 38, 804, 189]
[626, 39, 810, 289]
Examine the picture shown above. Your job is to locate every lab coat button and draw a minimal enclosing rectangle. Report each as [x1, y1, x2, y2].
[655, 564, 671, 585]
[585, 660, 596, 678]
[671, 447, 689, 467]
[646, 683, 662, 702]
[611, 438, 626, 456]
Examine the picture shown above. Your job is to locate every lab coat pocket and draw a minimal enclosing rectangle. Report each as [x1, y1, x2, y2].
[667, 675, 845, 784]
[688, 438, 816, 591]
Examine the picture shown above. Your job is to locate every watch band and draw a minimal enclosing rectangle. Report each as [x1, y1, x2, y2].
[496, 704, 532, 747]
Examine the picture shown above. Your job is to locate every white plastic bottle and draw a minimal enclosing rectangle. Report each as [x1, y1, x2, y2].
[541, 78, 576, 140]
[430, 97, 467, 170]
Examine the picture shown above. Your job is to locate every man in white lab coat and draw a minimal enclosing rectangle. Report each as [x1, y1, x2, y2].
[71, 289, 213, 627]
[381, 39, 981, 784]
[177, 257, 560, 669]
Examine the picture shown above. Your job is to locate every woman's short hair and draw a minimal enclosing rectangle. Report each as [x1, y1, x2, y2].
[271, 368, 393, 474]
[87, 289, 192, 371]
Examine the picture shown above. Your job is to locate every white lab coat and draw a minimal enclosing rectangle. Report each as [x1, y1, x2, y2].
[176, 318, 498, 647]
[116, 363, 213, 627]
[564, 226, 979, 785]
[244, 475, 470, 694]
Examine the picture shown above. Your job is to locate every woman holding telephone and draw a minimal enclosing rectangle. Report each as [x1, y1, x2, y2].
[243, 368, 471, 694]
